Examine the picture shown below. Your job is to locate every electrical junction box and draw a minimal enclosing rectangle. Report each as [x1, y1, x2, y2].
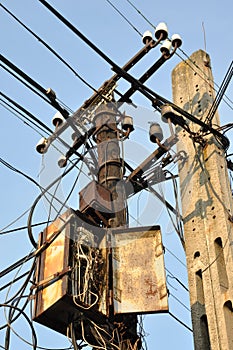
[33, 209, 168, 339]
[33, 208, 108, 339]
[79, 181, 113, 224]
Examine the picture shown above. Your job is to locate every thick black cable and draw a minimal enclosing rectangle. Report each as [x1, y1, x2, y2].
[38, 0, 230, 150]
[205, 61, 233, 125]
[169, 311, 193, 332]
[27, 157, 83, 248]
[165, 268, 189, 292]
[0, 253, 35, 279]
[0, 271, 30, 292]
[0, 4, 104, 100]
[0, 54, 46, 96]
[0, 53, 69, 117]
[0, 221, 52, 235]
[3, 261, 36, 306]
[1, 62, 52, 106]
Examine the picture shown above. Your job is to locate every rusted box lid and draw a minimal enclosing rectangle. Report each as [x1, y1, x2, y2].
[111, 226, 168, 314]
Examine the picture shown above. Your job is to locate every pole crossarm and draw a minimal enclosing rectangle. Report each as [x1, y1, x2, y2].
[39, 0, 230, 150]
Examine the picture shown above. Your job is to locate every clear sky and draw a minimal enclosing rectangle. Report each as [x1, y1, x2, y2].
[0, 0, 232, 349]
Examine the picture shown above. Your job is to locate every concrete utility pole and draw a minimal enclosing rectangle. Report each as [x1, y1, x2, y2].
[172, 50, 233, 350]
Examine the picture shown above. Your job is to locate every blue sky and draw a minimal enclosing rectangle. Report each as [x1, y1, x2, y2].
[0, 0, 232, 349]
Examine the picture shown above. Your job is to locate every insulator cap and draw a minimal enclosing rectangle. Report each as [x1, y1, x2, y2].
[46, 88, 56, 100]
[149, 123, 163, 143]
[155, 22, 168, 40]
[171, 34, 182, 48]
[160, 39, 172, 55]
[122, 116, 134, 131]
[52, 111, 65, 127]
[36, 137, 48, 154]
[142, 30, 153, 44]
[161, 104, 176, 123]
[71, 130, 82, 141]
[58, 155, 67, 168]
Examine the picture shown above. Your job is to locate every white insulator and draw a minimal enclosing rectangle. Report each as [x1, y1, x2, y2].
[58, 155, 67, 168]
[171, 34, 182, 48]
[52, 111, 65, 127]
[46, 88, 56, 100]
[160, 39, 172, 55]
[36, 137, 48, 154]
[122, 116, 134, 131]
[155, 22, 168, 40]
[149, 123, 164, 143]
[142, 30, 153, 44]
[161, 104, 175, 123]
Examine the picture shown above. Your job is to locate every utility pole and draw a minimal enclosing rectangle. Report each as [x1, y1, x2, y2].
[172, 50, 233, 350]
[93, 103, 139, 349]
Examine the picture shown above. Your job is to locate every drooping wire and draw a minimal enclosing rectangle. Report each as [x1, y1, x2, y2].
[27, 153, 87, 248]
[0, 303, 37, 350]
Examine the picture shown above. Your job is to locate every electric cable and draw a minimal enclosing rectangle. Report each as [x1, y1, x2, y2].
[3, 259, 35, 306]
[168, 311, 193, 333]
[123, 0, 233, 111]
[38, 0, 230, 150]
[0, 52, 69, 118]
[204, 60, 233, 125]
[192, 139, 233, 221]
[0, 220, 52, 235]
[165, 246, 186, 268]
[169, 292, 191, 312]
[0, 3, 113, 105]
[0, 97, 50, 137]
[0, 271, 30, 293]
[165, 268, 189, 292]
[117, 0, 233, 118]
[105, 0, 142, 36]
[0, 154, 78, 219]
[125, 0, 155, 29]
[0, 208, 30, 234]
[27, 155, 85, 248]
[0, 91, 54, 134]
[0, 303, 37, 350]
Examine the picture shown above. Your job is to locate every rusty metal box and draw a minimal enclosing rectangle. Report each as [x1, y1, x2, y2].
[79, 181, 112, 219]
[111, 226, 168, 314]
[33, 208, 108, 338]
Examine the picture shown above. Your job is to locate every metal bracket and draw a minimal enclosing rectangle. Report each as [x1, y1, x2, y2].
[32, 266, 72, 292]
